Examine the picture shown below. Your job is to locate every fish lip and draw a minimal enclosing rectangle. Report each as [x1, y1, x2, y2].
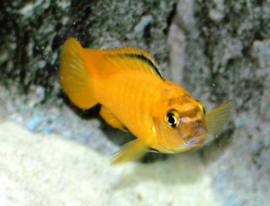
[175, 130, 208, 150]
[184, 131, 208, 147]
[190, 128, 207, 138]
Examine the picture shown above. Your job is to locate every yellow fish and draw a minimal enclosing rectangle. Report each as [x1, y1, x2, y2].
[59, 38, 234, 164]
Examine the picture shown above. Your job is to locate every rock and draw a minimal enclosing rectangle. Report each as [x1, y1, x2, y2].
[0, 0, 177, 155]
[171, 0, 270, 205]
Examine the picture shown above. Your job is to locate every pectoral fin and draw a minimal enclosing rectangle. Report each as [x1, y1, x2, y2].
[205, 100, 234, 134]
[100, 106, 128, 132]
[111, 139, 149, 164]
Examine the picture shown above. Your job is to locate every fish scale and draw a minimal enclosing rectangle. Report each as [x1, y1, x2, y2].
[94, 74, 159, 141]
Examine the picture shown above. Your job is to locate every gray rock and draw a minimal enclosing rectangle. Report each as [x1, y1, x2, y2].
[171, 0, 270, 205]
[0, 0, 177, 154]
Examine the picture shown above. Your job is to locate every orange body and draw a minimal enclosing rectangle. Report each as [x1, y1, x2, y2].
[60, 38, 233, 164]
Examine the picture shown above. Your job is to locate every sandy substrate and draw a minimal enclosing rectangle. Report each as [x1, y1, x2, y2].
[0, 121, 222, 206]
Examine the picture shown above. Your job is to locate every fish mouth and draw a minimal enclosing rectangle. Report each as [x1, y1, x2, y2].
[190, 128, 207, 138]
[184, 129, 207, 147]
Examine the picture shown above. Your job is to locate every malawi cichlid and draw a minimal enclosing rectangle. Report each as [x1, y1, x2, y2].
[59, 38, 234, 164]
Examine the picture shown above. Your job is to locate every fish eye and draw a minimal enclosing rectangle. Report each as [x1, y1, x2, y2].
[196, 100, 206, 114]
[165, 110, 180, 128]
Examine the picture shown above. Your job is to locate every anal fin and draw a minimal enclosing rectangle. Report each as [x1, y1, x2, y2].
[111, 139, 149, 164]
[100, 106, 128, 132]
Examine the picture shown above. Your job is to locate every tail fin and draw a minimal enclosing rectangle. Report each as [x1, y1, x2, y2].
[59, 38, 98, 109]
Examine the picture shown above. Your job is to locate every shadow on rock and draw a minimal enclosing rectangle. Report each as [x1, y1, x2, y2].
[113, 150, 205, 189]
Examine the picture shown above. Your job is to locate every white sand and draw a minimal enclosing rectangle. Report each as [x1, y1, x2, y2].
[0, 121, 221, 206]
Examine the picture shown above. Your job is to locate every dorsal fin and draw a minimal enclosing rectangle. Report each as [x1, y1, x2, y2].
[99, 47, 164, 80]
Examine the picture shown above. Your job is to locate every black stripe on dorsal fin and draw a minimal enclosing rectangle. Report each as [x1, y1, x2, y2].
[121, 53, 164, 80]
[105, 47, 164, 80]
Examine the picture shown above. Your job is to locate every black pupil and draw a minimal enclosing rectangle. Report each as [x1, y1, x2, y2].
[167, 113, 177, 127]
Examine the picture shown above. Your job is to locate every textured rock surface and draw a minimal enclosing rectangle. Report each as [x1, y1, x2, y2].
[0, 0, 176, 98]
[0, 0, 270, 205]
[171, 0, 270, 205]
[0, 0, 177, 156]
